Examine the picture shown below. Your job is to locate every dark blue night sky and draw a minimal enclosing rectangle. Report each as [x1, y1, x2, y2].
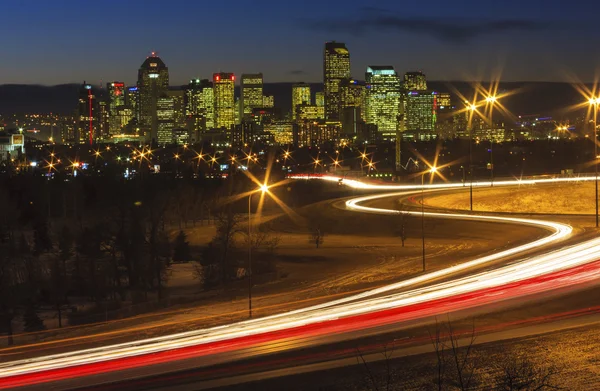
[2, 0, 600, 85]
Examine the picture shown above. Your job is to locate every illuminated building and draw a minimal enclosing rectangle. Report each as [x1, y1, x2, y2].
[262, 95, 275, 108]
[264, 121, 295, 145]
[315, 92, 325, 107]
[107, 82, 125, 135]
[292, 83, 311, 120]
[76, 82, 99, 144]
[437, 92, 451, 108]
[213, 72, 235, 130]
[98, 101, 109, 140]
[138, 52, 169, 143]
[241, 73, 264, 120]
[297, 120, 341, 147]
[0, 133, 25, 161]
[116, 106, 133, 129]
[186, 79, 202, 116]
[296, 105, 324, 121]
[340, 78, 365, 135]
[405, 91, 437, 140]
[185, 79, 214, 138]
[251, 108, 278, 126]
[323, 41, 350, 121]
[365, 66, 401, 136]
[156, 95, 175, 146]
[125, 86, 140, 122]
[172, 128, 189, 144]
[167, 90, 185, 129]
[404, 71, 427, 91]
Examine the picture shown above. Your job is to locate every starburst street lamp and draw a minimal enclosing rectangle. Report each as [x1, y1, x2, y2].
[466, 103, 478, 211]
[589, 97, 599, 228]
[248, 183, 270, 318]
[421, 166, 437, 272]
[486, 95, 498, 187]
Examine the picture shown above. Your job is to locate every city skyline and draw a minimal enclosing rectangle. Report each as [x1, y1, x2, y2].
[4, 0, 600, 85]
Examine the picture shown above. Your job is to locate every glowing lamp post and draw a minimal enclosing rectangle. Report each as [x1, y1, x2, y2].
[248, 184, 270, 318]
[589, 97, 599, 228]
[486, 96, 497, 187]
[467, 103, 477, 211]
[421, 166, 437, 271]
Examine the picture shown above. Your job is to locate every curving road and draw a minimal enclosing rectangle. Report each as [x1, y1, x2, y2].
[1, 176, 600, 390]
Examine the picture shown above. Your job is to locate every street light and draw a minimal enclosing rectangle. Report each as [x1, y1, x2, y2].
[486, 96, 497, 187]
[467, 103, 477, 211]
[248, 184, 270, 318]
[421, 166, 437, 272]
[589, 97, 599, 228]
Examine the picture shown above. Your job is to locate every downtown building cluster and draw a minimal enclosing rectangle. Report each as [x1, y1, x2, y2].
[68, 44, 454, 149]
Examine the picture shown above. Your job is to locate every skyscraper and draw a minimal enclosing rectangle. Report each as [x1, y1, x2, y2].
[315, 92, 325, 107]
[240, 74, 264, 120]
[107, 82, 125, 135]
[167, 90, 185, 129]
[365, 66, 402, 135]
[323, 42, 350, 121]
[125, 86, 140, 123]
[76, 82, 99, 144]
[156, 95, 175, 146]
[404, 71, 427, 91]
[213, 73, 235, 130]
[340, 78, 365, 134]
[200, 80, 214, 129]
[292, 83, 311, 120]
[405, 91, 437, 139]
[138, 52, 169, 143]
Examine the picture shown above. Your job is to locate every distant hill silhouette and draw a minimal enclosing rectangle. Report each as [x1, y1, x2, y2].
[0, 82, 587, 119]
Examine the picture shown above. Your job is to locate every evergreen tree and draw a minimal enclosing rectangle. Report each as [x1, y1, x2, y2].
[23, 305, 45, 332]
[172, 230, 191, 263]
[33, 217, 52, 255]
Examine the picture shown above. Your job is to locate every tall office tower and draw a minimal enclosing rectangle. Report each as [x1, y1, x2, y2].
[98, 101, 110, 140]
[186, 79, 214, 130]
[185, 79, 204, 137]
[156, 95, 175, 145]
[213, 73, 235, 129]
[365, 66, 402, 136]
[323, 41, 350, 121]
[404, 71, 427, 91]
[167, 90, 186, 129]
[76, 82, 99, 144]
[405, 91, 437, 138]
[262, 95, 275, 108]
[125, 86, 140, 122]
[340, 78, 365, 134]
[200, 80, 214, 129]
[292, 83, 311, 119]
[107, 82, 125, 135]
[138, 52, 169, 142]
[315, 92, 325, 107]
[186, 79, 202, 116]
[240, 73, 264, 120]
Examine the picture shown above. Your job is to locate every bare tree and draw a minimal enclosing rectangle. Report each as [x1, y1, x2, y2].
[494, 354, 561, 391]
[428, 318, 478, 390]
[356, 345, 397, 391]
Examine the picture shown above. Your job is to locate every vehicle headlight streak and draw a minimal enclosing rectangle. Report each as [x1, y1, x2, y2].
[3, 177, 600, 385]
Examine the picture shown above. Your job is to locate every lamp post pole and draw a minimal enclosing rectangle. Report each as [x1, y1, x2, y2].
[490, 110, 494, 188]
[594, 102, 599, 228]
[248, 192, 253, 318]
[421, 172, 426, 272]
[469, 120, 474, 211]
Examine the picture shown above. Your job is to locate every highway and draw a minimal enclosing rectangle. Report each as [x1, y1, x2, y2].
[1, 175, 600, 390]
